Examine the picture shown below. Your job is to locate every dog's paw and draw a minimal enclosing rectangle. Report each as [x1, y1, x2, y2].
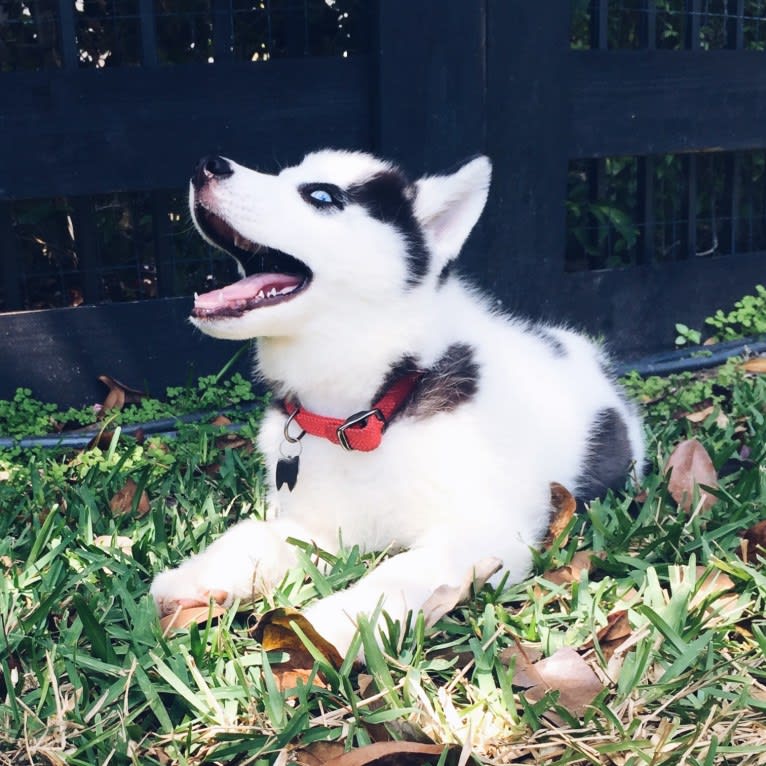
[303, 595, 365, 661]
[150, 566, 232, 617]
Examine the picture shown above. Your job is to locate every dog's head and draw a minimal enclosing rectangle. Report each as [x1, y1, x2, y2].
[189, 149, 491, 340]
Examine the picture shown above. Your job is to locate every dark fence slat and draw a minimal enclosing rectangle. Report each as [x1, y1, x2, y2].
[152, 191, 175, 299]
[71, 197, 101, 304]
[637, 155, 655, 265]
[484, 1, 572, 317]
[569, 50, 766, 157]
[139, 0, 159, 67]
[0, 57, 371, 199]
[57, 0, 78, 69]
[683, 155, 697, 258]
[0, 203, 22, 312]
[212, 0, 234, 62]
[590, 0, 608, 50]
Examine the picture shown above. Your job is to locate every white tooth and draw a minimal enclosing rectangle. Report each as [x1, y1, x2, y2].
[194, 292, 199, 299]
[267, 288, 277, 297]
[279, 287, 294, 295]
[256, 290, 265, 300]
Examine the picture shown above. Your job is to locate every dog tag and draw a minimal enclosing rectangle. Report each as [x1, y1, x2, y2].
[276, 455, 300, 491]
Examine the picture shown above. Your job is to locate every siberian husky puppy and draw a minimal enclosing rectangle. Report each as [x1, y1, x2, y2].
[150, 149, 644, 655]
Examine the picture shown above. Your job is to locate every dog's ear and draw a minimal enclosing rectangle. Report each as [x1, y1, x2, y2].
[412, 156, 491, 269]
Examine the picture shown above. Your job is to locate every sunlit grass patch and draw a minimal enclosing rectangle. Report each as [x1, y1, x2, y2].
[1, 363, 766, 764]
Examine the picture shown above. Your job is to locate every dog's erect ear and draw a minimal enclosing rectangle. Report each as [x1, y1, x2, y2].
[412, 156, 492, 269]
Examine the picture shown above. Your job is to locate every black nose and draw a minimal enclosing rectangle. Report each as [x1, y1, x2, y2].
[192, 155, 233, 189]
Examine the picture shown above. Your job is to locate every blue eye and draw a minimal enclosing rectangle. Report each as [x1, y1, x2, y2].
[301, 183, 344, 210]
[310, 189, 333, 204]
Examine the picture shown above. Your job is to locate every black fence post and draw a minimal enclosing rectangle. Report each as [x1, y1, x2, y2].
[374, 0, 486, 176]
[483, 2, 573, 319]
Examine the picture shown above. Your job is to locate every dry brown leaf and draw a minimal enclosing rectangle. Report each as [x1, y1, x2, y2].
[109, 478, 150, 517]
[294, 742, 347, 766]
[520, 646, 604, 716]
[740, 519, 766, 565]
[215, 432, 254, 452]
[664, 438, 718, 512]
[589, 610, 632, 661]
[499, 643, 543, 687]
[421, 557, 502, 628]
[210, 415, 233, 427]
[543, 482, 577, 548]
[87, 430, 115, 451]
[683, 405, 715, 424]
[159, 604, 226, 633]
[741, 357, 766, 374]
[98, 375, 147, 415]
[253, 607, 344, 691]
[320, 741, 450, 766]
[543, 550, 604, 587]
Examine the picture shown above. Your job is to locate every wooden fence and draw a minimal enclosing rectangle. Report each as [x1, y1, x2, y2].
[2, 1, 766, 406]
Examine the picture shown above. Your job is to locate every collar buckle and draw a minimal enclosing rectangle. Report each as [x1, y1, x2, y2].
[336, 408, 385, 451]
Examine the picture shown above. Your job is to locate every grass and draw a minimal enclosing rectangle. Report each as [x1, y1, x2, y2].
[1, 362, 766, 765]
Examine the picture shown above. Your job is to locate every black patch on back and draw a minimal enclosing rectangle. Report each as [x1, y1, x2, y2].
[576, 408, 633, 501]
[536, 329, 567, 358]
[403, 343, 479, 419]
[348, 170, 429, 285]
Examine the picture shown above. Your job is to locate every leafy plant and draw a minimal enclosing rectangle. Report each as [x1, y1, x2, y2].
[704, 283, 766, 340]
[674, 322, 702, 347]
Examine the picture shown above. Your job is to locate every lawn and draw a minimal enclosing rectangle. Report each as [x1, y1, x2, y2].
[0, 357, 765, 765]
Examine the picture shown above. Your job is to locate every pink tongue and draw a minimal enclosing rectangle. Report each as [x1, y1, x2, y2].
[194, 273, 302, 310]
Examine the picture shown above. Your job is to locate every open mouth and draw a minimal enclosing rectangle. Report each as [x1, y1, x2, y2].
[191, 206, 312, 320]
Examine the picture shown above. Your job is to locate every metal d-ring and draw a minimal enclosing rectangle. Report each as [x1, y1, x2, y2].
[283, 410, 306, 443]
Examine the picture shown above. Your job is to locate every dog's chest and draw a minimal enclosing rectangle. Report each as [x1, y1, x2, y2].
[257, 407, 433, 550]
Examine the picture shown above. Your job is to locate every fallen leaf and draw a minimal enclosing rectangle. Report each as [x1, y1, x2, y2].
[87, 430, 115, 450]
[543, 483, 577, 547]
[741, 519, 766, 565]
[253, 607, 344, 691]
[519, 646, 603, 716]
[421, 557, 502, 628]
[589, 610, 632, 661]
[214, 432, 254, 452]
[160, 604, 226, 633]
[109, 478, 150, 517]
[210, 415, 232, 427]
[741, 357, 766, 374]
[664, 439, 718, 512]
[98, 375, 147, 415]
[683, 404, 715, 424]
[543, 550, 604, 587]
[499, 643, 543, 687]
[293, 742, 347, 766]
[320, 741, 450, 766]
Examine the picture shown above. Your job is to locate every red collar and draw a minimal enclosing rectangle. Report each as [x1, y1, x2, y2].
[282, 371, 423, 452]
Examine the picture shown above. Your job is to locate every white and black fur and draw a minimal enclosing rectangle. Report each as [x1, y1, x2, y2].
[150, 149, 644, 655]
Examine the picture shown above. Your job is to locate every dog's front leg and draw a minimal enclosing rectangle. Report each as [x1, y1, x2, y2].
[150, 517, 312, 616]
[303, 545, 499, 658]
